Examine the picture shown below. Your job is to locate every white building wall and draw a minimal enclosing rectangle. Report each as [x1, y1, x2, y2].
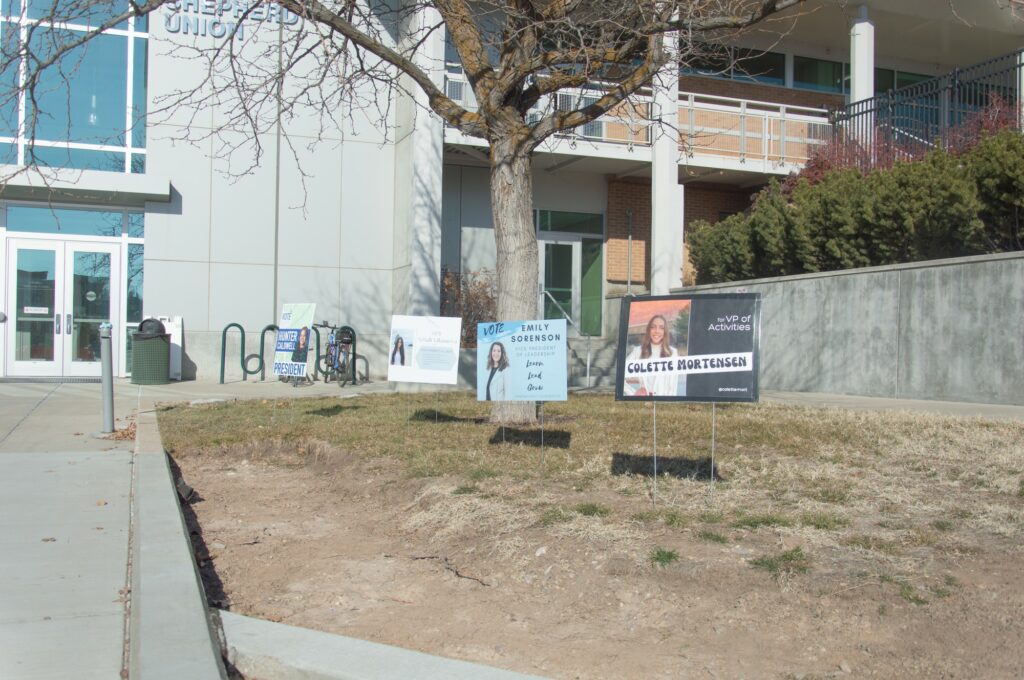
[143, 3, 408, 379]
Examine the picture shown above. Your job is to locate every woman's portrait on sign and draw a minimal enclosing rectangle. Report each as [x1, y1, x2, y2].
[622, 300, 690, 398]
[483, 341, 509, 401]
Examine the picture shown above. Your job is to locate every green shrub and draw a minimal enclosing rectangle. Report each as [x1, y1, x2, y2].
[687, 133, 1019, 285]
[966, 130, 1024, 252]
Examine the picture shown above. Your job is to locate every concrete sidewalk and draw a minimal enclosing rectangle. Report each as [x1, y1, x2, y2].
[0, 378, 1021, 680]
[0, 378, 391, 680]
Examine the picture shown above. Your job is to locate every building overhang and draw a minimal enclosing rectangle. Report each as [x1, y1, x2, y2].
[749, 0, 1024, 71]
[0, 166, 172, 208]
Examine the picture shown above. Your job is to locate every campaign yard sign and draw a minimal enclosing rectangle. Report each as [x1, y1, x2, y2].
[615, 294, 761, 402]
[386, 315, 463, 385]
[476, 320, 567, 402]
[273, 303, 316, 377]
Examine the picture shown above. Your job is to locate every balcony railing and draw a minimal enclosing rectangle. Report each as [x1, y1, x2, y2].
[831, 49, 1024, 166]
[443, 67, 832, 166]
[678, 93, 831, 166]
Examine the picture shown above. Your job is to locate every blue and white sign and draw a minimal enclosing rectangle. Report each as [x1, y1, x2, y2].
[272, 303, 316, 377]
[387, 315, 462, 385]
[476, 320, 567, 402]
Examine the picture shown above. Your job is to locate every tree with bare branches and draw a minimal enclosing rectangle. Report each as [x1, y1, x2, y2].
[3, 0, 803, 422]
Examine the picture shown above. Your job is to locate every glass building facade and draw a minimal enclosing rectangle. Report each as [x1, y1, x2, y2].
[0, 0, 147, 173]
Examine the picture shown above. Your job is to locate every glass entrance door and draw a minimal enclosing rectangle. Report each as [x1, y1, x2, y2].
[538, 238, 603, 335]
[5, 238, 120, 378]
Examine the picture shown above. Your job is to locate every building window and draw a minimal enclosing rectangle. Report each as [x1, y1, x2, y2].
[875, 68, 895, 94]
[734, 49, 785, 86]
[793, 56, 844, 93]
[683, 45, 785, 87]
[895, 71, 931, 90]
[537, 210, 604, 236]
[0, 2, 147, 173]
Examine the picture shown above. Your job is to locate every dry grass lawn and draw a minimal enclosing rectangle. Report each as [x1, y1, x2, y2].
[161, 392, 1024, 679]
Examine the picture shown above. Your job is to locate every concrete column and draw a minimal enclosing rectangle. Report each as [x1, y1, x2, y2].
[650, 31, 684, 295]
[396, 6, 445, 315]
[850, 5, 875, 103]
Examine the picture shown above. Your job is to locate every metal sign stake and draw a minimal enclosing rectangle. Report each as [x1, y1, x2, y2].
[652, 400, 658, 506]
[710, 402, 717, 500]
[540, 401, 545, 466]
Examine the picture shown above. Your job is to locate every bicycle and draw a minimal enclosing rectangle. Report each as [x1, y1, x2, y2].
[313, 321, 358, 386]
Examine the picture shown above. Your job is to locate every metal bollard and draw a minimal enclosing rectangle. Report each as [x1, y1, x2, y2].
[99, 322, 114, 434]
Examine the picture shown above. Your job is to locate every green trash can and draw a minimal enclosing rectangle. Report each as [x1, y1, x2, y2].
[131, 318, 171, 385]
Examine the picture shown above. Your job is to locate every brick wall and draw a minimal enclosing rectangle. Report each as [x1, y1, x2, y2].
[606, 179, 651, 287]
[606, 179, 755, 287]
[684, 183, 757, 229]
[679, 75, 845, 111]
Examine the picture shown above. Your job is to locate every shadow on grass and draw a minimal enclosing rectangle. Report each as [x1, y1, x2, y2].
[489, 427, 571, 448]
[611, 452, 722, 481]
[306, 404, 362, 417]
[409, 409, 485, 424]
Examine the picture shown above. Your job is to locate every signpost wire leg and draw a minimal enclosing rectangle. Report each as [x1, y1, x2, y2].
[652, 400, 658, 506]
[710, 402, 717, 500]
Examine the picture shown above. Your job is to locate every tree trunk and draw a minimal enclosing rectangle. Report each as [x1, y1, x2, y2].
[489, 137, 539, 424]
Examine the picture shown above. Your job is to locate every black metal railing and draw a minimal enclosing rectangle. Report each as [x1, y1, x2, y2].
[831, 49, 1023, 167]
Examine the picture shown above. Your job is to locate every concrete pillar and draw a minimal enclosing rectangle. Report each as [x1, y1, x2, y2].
[650, 31, 684, 295]
[850, 5, 875, 103]
[396, 6, 445, 315]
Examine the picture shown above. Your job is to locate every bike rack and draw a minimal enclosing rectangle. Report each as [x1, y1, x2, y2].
[219, 323, 246, 384]
[310, 326, 322, 382]
[219, 323, 280, 384]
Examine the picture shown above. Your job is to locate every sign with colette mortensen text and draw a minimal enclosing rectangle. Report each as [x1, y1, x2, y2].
[615, 294, 760, 402]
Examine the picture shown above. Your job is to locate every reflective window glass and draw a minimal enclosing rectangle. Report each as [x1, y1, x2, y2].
[15, 248, 56, 361]
[3, 0, 21, 18]
[793, 56, 844, 93]
[130, 153, 145, 173]
[875, 68, 895, 94]
[127, 212, 144, 237]
[27, 0, 123, 27]
[71, 250, 111, 362]
[538, 210, 603, 236]
[7, 205, 124, 236]
[735, 49, 785, 86]
[682, 46, 731, 79]
[28, 145, 126, 171]
[29, 29, 128, 145]
[132, 37, 146, 148]
[896, 71, 931, 90]
[135, 12, 147, 31]
[0, 141, 17, 164]
[126, 243, 143, 322]
[0, 24, 19, 136]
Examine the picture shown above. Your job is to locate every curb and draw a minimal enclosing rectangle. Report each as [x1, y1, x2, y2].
[217, 610, 550, 680]
[129, 406, 227, 679]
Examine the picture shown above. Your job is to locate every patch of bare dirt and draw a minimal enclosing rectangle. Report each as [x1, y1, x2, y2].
[176, 447, 1024, 679]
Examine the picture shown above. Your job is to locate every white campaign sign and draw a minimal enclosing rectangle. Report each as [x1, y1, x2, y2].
[387, 315, 462, 385]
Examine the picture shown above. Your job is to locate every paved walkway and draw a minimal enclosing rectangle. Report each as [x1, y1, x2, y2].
[0, 379, 1021, 679]
[0, 378, 390, 680]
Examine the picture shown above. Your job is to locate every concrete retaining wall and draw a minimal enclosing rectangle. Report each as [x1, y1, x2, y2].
[622, 251, 1024, 405]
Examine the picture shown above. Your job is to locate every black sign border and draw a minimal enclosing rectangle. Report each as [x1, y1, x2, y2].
[614, 293, 762, 403]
